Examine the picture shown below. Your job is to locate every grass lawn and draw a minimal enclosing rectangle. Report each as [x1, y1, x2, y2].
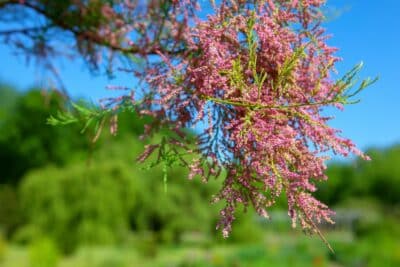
[0, 231, 357, 267]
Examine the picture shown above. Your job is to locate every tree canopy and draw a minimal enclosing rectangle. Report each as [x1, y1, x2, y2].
[0, 0, 376, 247]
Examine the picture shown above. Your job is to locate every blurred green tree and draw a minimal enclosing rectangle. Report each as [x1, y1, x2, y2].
[17, 136, 221, 252]
[18, 160, 138, 253]
[315, 145, 400, 207]
[0, 88, 89, 184]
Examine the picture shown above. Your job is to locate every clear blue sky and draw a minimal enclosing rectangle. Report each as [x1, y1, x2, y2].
[0, 0, 399, 151]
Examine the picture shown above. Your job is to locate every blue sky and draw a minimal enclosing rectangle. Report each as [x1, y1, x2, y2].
[0, 0, 399, 151]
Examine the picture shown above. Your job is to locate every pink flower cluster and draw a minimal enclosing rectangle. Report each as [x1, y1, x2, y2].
[140, 0, 369, 241]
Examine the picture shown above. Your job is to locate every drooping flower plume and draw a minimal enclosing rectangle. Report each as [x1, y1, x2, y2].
[140, 1, 374, 247]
